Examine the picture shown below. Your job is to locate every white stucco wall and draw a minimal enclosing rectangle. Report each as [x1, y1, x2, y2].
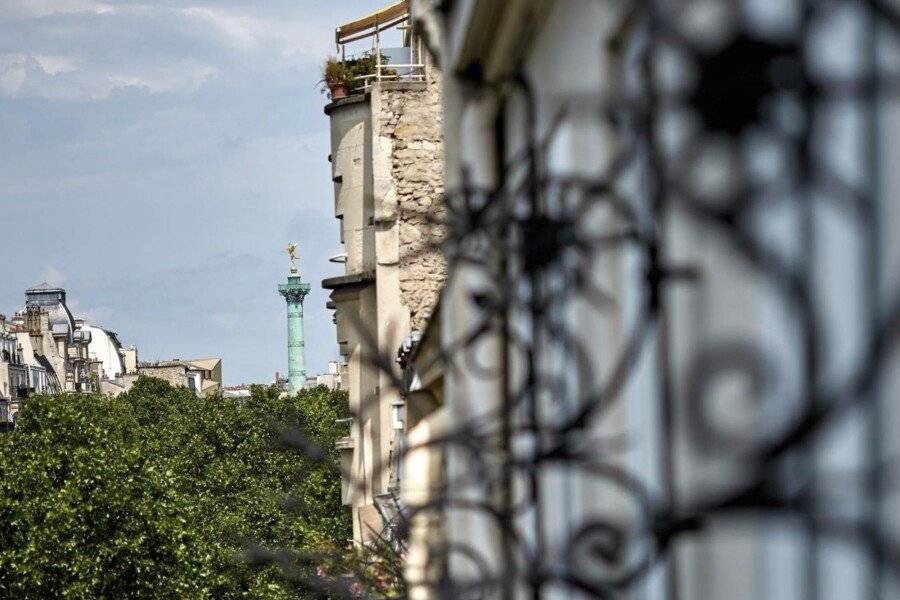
[84, 325, 125, 380]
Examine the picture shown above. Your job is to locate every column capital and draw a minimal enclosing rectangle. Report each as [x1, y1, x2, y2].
[278, 275, 311, 304]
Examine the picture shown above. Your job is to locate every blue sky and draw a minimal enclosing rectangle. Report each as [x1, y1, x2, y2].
[0, 0, 386, 384]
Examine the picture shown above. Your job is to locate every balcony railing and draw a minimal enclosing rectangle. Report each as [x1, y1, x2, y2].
[335, 1, 425, 93]
[352, 62, 426, 92]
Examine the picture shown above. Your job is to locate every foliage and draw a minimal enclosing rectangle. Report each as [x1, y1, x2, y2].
[341, 537, 407, 598]
[269, 527, 407, 599]
[320, 56, 352, 90]
[0, 378, 351, 599]
[319, 53, 396, 96]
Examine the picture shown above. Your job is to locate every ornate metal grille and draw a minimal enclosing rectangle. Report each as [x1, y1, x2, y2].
[267, 1, 900, 598]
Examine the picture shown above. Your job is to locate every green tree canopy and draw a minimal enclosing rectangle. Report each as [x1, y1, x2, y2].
[0, 377, 350, 599]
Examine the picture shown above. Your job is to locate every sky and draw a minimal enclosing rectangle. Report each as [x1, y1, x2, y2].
[0, 0, 390, 385]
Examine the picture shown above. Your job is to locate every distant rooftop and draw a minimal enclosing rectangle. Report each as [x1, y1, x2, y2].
[25, 283, 67, 305]
[139, 357, 221, 370]
[223, 384, 252, 391]
[26, 282, 64, 293]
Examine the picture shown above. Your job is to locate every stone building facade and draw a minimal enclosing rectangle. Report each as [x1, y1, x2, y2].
[375, 70, 445, 331]
[0, 284, 221, 427]
[322, 1, 445, 544]
[19, 285, 94, 394]
[303, 360, 349, 392]
[0, 324, 29, 428]
[135, 358, 222, 397]
[0, 285, 99, 427]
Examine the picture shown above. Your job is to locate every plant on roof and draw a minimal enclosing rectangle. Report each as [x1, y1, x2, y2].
[319, 57, 352, 96]
[319, 52, 398, 98]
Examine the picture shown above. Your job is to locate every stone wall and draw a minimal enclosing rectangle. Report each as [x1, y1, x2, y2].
[376, 69, 446, 331]
[137, 365, 186, 388]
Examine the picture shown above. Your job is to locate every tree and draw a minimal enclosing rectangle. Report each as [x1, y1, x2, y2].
[0, 377, 350, 599]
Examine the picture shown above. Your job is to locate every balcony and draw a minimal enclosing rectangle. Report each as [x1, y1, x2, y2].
[332, 0, 425, 95]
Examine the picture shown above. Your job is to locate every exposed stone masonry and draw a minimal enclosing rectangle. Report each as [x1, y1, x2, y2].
[377, 69, 446, 331]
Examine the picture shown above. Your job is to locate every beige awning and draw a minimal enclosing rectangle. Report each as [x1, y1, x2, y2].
[336, 0, 409, 44]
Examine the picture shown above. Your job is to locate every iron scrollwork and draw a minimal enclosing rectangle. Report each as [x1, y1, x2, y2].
[266, 1, 900, 598]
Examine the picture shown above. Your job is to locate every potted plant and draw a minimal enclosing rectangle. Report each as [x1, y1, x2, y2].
[320, 57, 350, 100]
[320, 53, 397, 100]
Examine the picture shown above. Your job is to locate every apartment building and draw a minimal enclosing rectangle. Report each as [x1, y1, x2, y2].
[322, 0, 444, 543]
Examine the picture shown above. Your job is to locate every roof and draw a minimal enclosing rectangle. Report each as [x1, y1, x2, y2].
[139, 357, 221, 370]
[139, 361, 188, 370]
[33, 354, 53, 373]
[25, 282, 63, 293]
[84, 325, 125, 379]
[336, 0, 408, 44]
[189, 358, 221, 371]
[24, 285, 75, 341]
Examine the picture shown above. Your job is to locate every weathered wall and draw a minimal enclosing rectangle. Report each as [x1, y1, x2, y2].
[99, 379, 127, 397]
[137, 365, 186, 388]
[375, 69, 446, 331]
[329, 62, 446, 545]
[329, 97, 375, 274]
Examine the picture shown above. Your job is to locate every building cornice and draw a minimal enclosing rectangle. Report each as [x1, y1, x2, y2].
[324, 93, 369, 115]
[322, 270, 376, 290]
[324, 81, 430, 116]
[446, 0, 556, 82]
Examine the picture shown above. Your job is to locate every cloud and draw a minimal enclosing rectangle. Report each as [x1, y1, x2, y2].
[0, 51, 216, 99]
[0, 2, 333, 101]
[0, 0, 378, 382]
[67, 298, 115, 325]
[0, 55, 29, 96]
[179, 6, 331, 58]
[0, 0, 116, 20]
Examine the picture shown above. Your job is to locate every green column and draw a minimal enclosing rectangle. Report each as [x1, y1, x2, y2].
[278, 273, 311, 395]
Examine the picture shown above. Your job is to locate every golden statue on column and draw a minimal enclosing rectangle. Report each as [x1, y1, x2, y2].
[287, 243, 298, 274]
